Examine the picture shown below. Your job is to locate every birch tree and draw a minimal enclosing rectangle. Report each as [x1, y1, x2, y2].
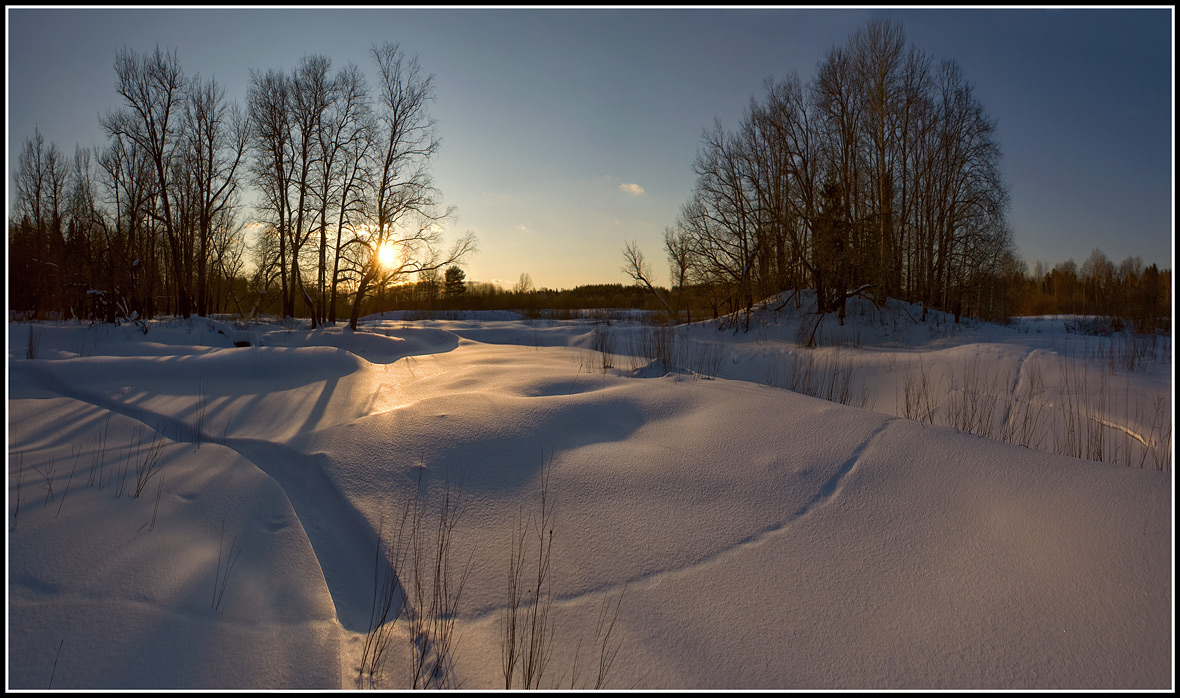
[183, 73, 249, 316]
[101, 46, 191, 316]
[346, 41, 474, 330]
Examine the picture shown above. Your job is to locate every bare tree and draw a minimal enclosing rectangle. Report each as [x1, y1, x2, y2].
[621, 240, 673, 317]
[14, 128, 50, 242]
[926, 58, 1008, 319]
[513, 272, 534, 295]
[12, 129, 54, 316]
[183, 73, 249, 316]
[288, 54, 335, 325]
[677, 119, 760, 324]
[101, 46, 192, 316]
[759, 72, 823, 307]
[317, 62, 373, 324]
[247, 223, 285, 318]
[664, 19, 1015, 326]
[346, 42, 475, 330]
[65, 146, 111, 318]
[813, 40, 865, 307]
[664, 224, 693, 322]
[850, 19, 907, 299]
[98, 132, 158, 318]
[45, 139, 71, 304]
[247, 67, 294, 318]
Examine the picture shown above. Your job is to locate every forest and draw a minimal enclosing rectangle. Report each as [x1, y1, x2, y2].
[618, 19, 1170, 333]
[9, 41, 472, 332]
[7, 21, 1170, 334]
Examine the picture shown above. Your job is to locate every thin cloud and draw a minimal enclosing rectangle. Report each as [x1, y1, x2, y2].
[619, 183, 645, 195]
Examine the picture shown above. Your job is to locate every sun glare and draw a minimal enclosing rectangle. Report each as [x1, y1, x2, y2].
[376, 241, 398, 269]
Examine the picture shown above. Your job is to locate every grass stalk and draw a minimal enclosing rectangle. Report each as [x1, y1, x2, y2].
[360, 521, 401, 689]
[149, 461, 167, 532]
[213, 520, 242, 612]
[14, 452, 25, 531]
[194, 375, 208, 449]
[32, 457, 57, 507]
[394, 470, 472, 689]
[503, 457, 556, 690]
[48, 640, 63, 689]
[591, 585, 626, 689]
[591, 323, 615, 371]
[55, 451, 80, 518]
[88, 414, 112, 491]
[26, 325, 41, 359]
[134, 426, 167, 498]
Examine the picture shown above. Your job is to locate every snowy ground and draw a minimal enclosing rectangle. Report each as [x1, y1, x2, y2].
[6, 297, 1173, 689]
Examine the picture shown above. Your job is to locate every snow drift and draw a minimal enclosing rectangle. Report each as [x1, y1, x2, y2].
[6, 304, 1172, 689]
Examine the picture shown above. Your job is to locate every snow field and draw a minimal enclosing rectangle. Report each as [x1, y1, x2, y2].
[6, 304, 1172, 688]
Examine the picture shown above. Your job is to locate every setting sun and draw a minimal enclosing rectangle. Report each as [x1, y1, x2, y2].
[376, 241, 398, 268]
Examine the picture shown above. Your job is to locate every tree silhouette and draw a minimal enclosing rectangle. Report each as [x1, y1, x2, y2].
[444, 265, 467, 301]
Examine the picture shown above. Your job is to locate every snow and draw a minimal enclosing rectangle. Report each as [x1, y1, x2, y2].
[6, 299, 1173, 689]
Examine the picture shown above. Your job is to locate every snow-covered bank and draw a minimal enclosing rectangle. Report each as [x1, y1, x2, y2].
[6, 306, 1172, 689]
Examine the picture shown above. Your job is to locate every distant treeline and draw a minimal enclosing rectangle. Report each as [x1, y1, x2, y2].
[1009, 252, 1171, 333]
[344, 252, 1173, 337]
[360, 279, 672, 316]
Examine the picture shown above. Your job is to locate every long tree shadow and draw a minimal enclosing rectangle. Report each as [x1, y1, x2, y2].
[211, 439, 402, 633]
[14, 360, 401, 634]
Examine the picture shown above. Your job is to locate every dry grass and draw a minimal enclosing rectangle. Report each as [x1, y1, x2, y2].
[767, 347, 868, 408]
[133, 426, 167, 498]
[627, 324, 681, 373]
[359, 521, 402, 689]
[86, 415, 113, 491]
[565, 584, 627, 690]
[31, 457, 57, 508]
[402, 475, 471, 689]
[898, 357, 937, 425]
[894, 348, 1171, 471]
[55, 449, 81, 518]
[13, 452, 25, 531]
[997, 359, 1050, 452]
[944, 359, 1005, 438]
[590, 323, 616, 371]
[500, 456, 628, 690]
[48, 640, 64, 689]
[686, 337, 725, 379]
[26, 324, 41, 359]
[502, 459, 555, 690]
[212, 519, 242, 613]
[360, 471, 472, 689]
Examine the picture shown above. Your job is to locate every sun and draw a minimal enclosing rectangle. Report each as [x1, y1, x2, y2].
[376, 241, 399, 269]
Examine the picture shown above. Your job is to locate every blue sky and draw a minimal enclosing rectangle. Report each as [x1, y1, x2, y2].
[7, 7, 1173, 289]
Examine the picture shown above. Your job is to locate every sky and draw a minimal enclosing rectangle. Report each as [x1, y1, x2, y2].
[6, 6, 1174, 290]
